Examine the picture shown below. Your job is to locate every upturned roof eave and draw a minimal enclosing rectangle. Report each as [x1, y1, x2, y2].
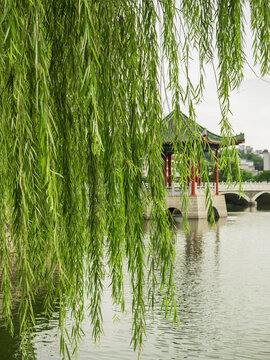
[162, 110, 245, 146]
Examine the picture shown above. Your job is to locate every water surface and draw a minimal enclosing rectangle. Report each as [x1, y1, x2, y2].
[1, 210, 270, 359]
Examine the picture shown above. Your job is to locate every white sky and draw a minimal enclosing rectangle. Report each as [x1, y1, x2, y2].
[161, 6, 270, 151]
[195, 62, 270, 151]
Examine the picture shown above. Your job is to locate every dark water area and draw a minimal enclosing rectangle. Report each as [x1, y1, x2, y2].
[257, 204, 270, 211]
[1, 210, 270, 359]
[226, 203, 248, 212]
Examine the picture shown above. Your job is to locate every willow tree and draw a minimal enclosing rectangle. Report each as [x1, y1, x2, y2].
[0, 0, 269, 358]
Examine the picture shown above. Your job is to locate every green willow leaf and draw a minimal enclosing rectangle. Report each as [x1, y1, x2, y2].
[0, 1, 269, 359]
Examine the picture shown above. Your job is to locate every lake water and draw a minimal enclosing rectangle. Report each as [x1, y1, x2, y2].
[1, 209, 270, 359]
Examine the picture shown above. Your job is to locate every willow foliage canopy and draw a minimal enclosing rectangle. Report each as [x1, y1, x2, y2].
[0, 0, 269, 358]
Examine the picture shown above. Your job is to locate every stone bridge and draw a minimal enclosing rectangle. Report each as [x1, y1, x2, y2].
[200, 181, 270, 207]
[145, 181, 270, 220]
[164, 181, 270, 219]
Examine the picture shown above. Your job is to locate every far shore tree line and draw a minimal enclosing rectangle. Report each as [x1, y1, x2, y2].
[208, 150, 270, 183]
[209, 169, 270, 183]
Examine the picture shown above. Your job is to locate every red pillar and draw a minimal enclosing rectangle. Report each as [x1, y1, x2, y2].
[215, 149, 219, 195]
[168, 153, 172, 187]
[187, 160, 190, 185]
[191, 165, 196, 196]
[162, 152, 167, 187]
[197, 160, 202, 186]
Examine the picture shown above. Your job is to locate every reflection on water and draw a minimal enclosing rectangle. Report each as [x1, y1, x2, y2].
[226, 203, 249, 212]
[0, 317, 21, 360]
[257, 203, 270, 211]
[1, 210, 270, 359]
[0, 297, 60, 360]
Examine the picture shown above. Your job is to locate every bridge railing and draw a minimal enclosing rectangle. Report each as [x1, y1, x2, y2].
[219, 181, 270, 192]
[167, 181, 270, 196]
[167, 183, 216, 195]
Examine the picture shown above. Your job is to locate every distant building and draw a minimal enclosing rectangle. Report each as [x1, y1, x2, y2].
[239, 158, 258, 176]
[263, 150, 270, 171]
[238, 144, 245, 153]
[238, 145, 253, 154]
[254, 149, 264, 156]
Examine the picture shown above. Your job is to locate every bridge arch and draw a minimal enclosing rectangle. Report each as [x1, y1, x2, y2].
[168, 207, 182, 218]
[213, 207, 220, 219]
[251, 191, 270, 202]
[221, 191, 250, 203]
[208, 206, 220, 221]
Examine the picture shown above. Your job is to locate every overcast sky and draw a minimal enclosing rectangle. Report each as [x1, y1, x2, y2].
[161, 6, 270, 151]
[194, 6, 270, 152]
[195, 62, 270, 151]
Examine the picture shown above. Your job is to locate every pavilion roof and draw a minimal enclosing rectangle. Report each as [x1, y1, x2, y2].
[162, 110, 245, 146]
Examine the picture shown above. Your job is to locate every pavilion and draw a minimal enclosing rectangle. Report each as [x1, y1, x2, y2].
[161, 110, 245, 196]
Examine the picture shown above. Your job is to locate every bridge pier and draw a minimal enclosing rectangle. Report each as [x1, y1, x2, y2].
[144, 193, 227, 219]
[184, 194, 227, 219]
[248, 200, 257, 207]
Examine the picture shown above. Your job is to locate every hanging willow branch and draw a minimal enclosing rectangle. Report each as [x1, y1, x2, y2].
[0, 0, 270, 358]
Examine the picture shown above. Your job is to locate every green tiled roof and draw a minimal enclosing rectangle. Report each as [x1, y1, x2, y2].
[162, 110, 245, 146]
